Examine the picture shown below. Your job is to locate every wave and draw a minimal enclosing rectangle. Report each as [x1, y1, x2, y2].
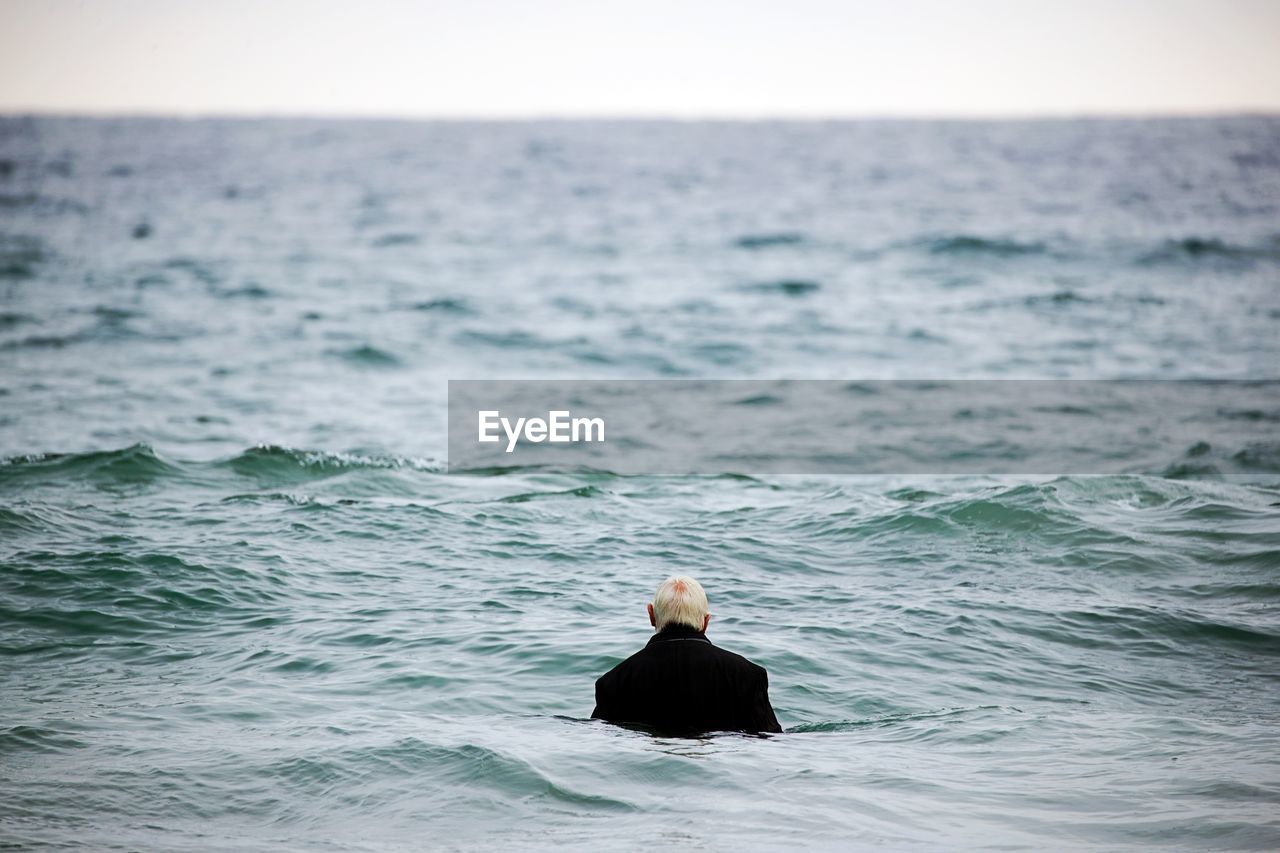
[739, 279, 821, 296]
[496, 485, 607, 503]
[330, 344, 403, 367]
[811, 489, 1068, 542]
[1138, 235, 1280, 265]
[919, 234, 1049, 257]
[0, 547, 276, 628]
[801, 477, 1280, 553]
[1024, 289, 1094, 306]
[0, 601, 171, 640]
[1040, 607, 1280, 653]
[260, 738, 638, 810]
[0, 310, 32, 329]
[454, 328, 587, 352]
[0, 725, 89, 754]
[409, 297, 474, 315]
[221, 445, 442, 482]
[0, 303, 184, 352]
[5, 441, 1280, 497]
[370, 232, 421, 248]
[787, 705, 1015, 734]
[894, 232, 1280, 267]
[0, 444, 182, 486]
[1231, 441, 1280, 471]
[0, 444, 445, 491]
[0, 234, 50, 279]
[732, 232, 807, 250]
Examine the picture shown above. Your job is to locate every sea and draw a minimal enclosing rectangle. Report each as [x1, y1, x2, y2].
[1, 116, 1278, 850]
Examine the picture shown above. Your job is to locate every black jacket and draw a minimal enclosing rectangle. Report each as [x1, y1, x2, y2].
[592, 624, 783, 734]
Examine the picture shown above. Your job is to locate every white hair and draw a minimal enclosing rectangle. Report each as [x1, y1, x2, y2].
[652, 575, 709, 631]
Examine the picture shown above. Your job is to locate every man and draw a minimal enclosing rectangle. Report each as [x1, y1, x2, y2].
[592, 575, 783, 735]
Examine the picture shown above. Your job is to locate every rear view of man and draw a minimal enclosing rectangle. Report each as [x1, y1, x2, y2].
[592, 575, 783, 735]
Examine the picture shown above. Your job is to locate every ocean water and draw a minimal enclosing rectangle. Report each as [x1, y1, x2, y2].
[1, 116, 1279, 850]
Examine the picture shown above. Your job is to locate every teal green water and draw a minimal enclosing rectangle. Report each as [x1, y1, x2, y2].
[4, 448, 1279, 849]
[2, 117, 1280, 850]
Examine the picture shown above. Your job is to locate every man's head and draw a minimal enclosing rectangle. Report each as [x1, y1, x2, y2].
[647, 575, 710, 632]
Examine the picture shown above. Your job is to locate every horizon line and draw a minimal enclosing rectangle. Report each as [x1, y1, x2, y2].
[2, 107, 1279, 123]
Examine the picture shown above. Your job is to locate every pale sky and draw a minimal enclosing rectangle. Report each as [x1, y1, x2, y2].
[2, 0, 1278, 117]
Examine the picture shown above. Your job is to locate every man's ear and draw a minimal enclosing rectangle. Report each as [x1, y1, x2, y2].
[702, 613, 710, 632]
[647, 603, 656, 628]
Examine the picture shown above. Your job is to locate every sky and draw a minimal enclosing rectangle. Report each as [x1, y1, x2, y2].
[1, 0, 1278, 117]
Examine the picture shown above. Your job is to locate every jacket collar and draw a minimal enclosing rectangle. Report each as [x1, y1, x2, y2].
[647, 624, 711, 645]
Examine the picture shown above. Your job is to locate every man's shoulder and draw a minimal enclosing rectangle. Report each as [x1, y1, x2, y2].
[647, 635, 770, 680]
[596, 636, 769, 684]
[708, 643, 769, 679]
[595, 645, 650, 685]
